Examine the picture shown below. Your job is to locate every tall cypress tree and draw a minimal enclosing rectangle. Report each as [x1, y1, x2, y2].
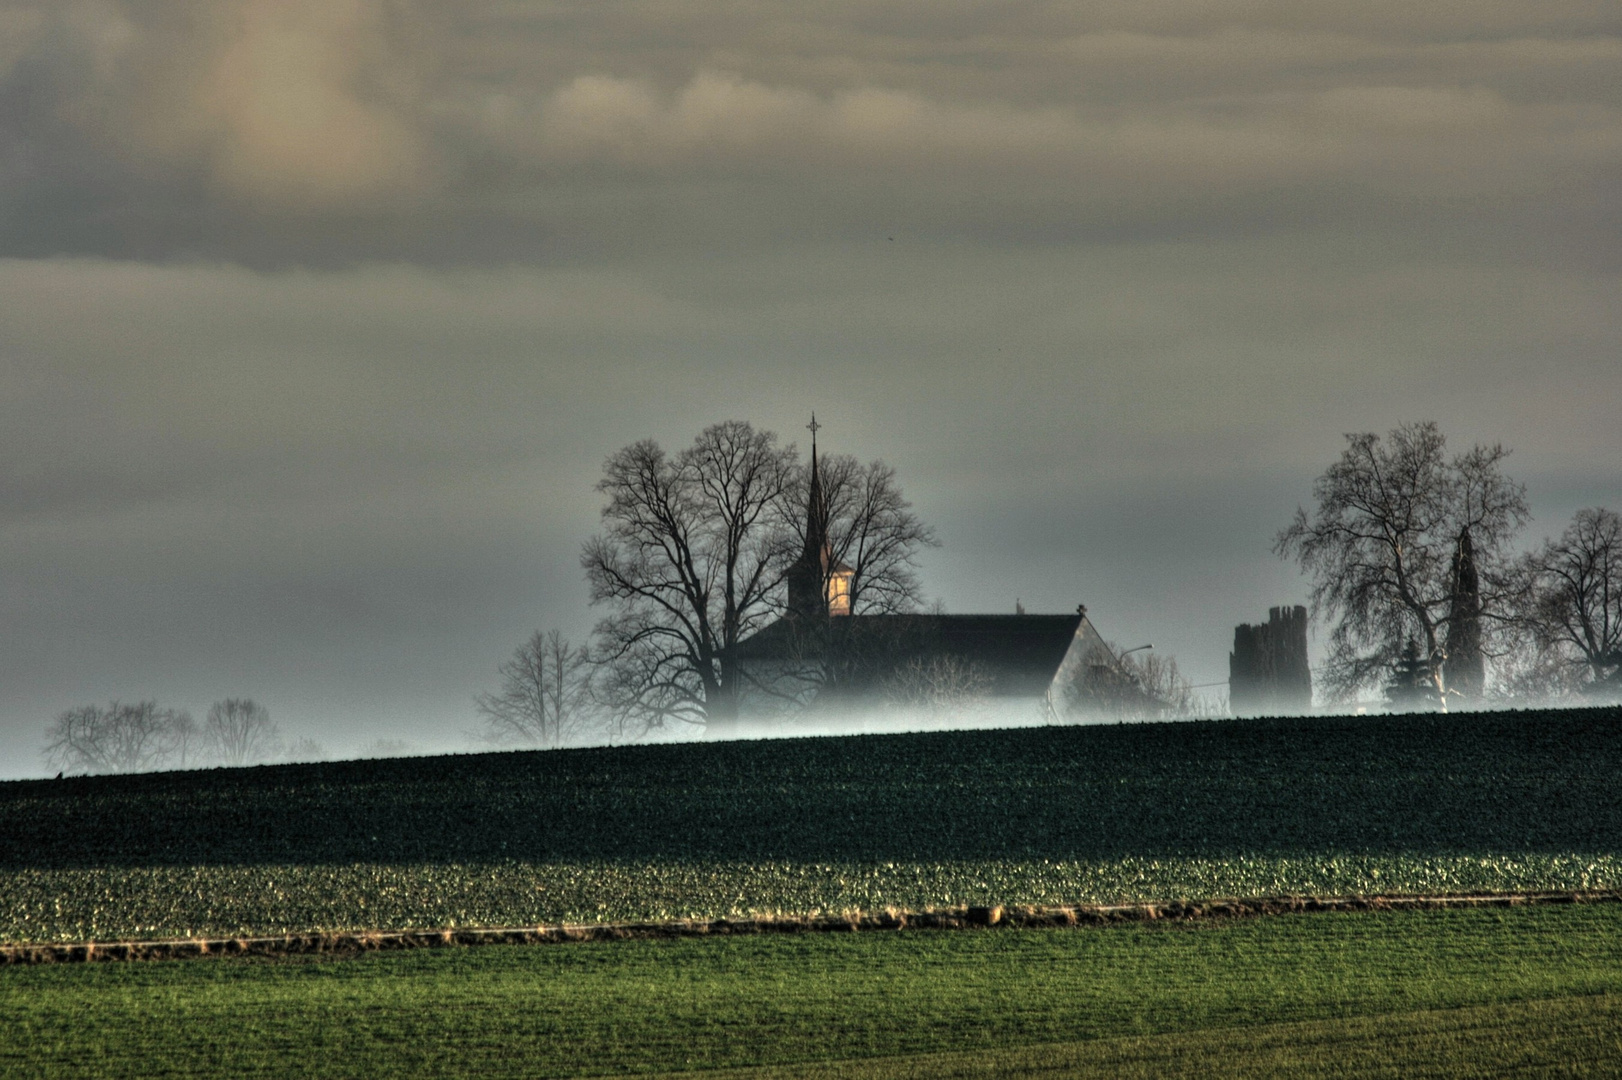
[1445, 526, 1485, 701]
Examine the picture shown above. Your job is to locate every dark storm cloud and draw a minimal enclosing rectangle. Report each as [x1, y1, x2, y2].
[1, 1, 1620, 772]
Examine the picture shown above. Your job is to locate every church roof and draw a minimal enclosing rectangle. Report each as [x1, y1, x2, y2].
[735, 612, 1085, 698]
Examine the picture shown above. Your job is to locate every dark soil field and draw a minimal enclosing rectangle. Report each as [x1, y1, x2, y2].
[6, 706, 1621, 869]
[0, 706, 1618, 942]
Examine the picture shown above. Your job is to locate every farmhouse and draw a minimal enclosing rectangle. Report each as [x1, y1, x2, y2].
[736, 426, 1121, 725]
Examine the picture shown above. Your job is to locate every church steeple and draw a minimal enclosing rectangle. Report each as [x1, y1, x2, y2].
[788, 416, 829, 619]
[787, 414, 851, 617]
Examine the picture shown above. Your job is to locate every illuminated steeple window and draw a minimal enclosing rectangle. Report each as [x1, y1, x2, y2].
[827, 563, 852, 616]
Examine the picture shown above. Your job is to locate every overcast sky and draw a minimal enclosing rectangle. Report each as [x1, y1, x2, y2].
[2, 0, 1619, 774]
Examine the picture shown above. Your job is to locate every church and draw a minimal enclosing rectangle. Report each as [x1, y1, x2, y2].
[734, 422, 1122, 727]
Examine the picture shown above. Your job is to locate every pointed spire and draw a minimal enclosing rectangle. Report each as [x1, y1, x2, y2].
[806, 414, 822, 498]
[803, 415, 828, 566]
[788, 414, 831, 619]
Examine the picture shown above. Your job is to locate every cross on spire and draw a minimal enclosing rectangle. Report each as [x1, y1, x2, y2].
[806, 414, 821, 445]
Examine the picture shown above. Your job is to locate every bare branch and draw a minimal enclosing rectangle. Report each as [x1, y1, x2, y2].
[582, 422, 798, 735]
[1275, 422, 1528, 707]
[202, 699, 282, 766]
[43, 701, 195, 774]
[476, 630, 597, 747]
[1511, 507, 1622, 697]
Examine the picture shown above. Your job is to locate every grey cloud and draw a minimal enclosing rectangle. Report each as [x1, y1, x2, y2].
[5, 239, 1615, 512]
[2, 0, 1619, 264]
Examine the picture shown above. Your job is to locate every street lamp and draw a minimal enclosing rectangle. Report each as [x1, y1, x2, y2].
[1107, 644, 1155, 722]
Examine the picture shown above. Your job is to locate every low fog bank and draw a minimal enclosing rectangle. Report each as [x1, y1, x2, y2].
[21, 696, 1621, 783]
[515, 695, 1622, 752]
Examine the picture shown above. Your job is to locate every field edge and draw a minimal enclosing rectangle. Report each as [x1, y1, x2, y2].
[7, 888, 1620, 965]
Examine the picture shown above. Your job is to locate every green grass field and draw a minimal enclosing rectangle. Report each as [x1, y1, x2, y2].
[2, 708, 1620, 941]
[5, 904, 1621, 1078]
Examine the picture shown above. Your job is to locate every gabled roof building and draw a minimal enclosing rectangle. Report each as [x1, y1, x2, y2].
[735, 420, 1120, 727]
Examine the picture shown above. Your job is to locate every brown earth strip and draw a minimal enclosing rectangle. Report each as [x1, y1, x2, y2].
[4, 890, 1619, 965]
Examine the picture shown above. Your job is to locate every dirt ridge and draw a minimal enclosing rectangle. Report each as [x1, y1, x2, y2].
[5, 890, 1620, 965]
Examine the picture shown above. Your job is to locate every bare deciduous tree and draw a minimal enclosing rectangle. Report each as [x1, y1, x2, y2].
[1274, 422, 1529, 708]
[1064, 646, 1199, 721]
[881, 654, 992, 717]
[1130, 651, 1200, 717]
[584, 421, 798, 737]
[202, 698, 282, 766]
[476, 630, 595, 747]
[1487, 644, 1590, 705]
[283, 738, 329, 762]
[43, 701, 196, 774]
[1514, 507, 1622, 697]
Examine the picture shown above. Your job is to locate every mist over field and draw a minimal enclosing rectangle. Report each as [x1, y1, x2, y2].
[2, 1, 1619, 776]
